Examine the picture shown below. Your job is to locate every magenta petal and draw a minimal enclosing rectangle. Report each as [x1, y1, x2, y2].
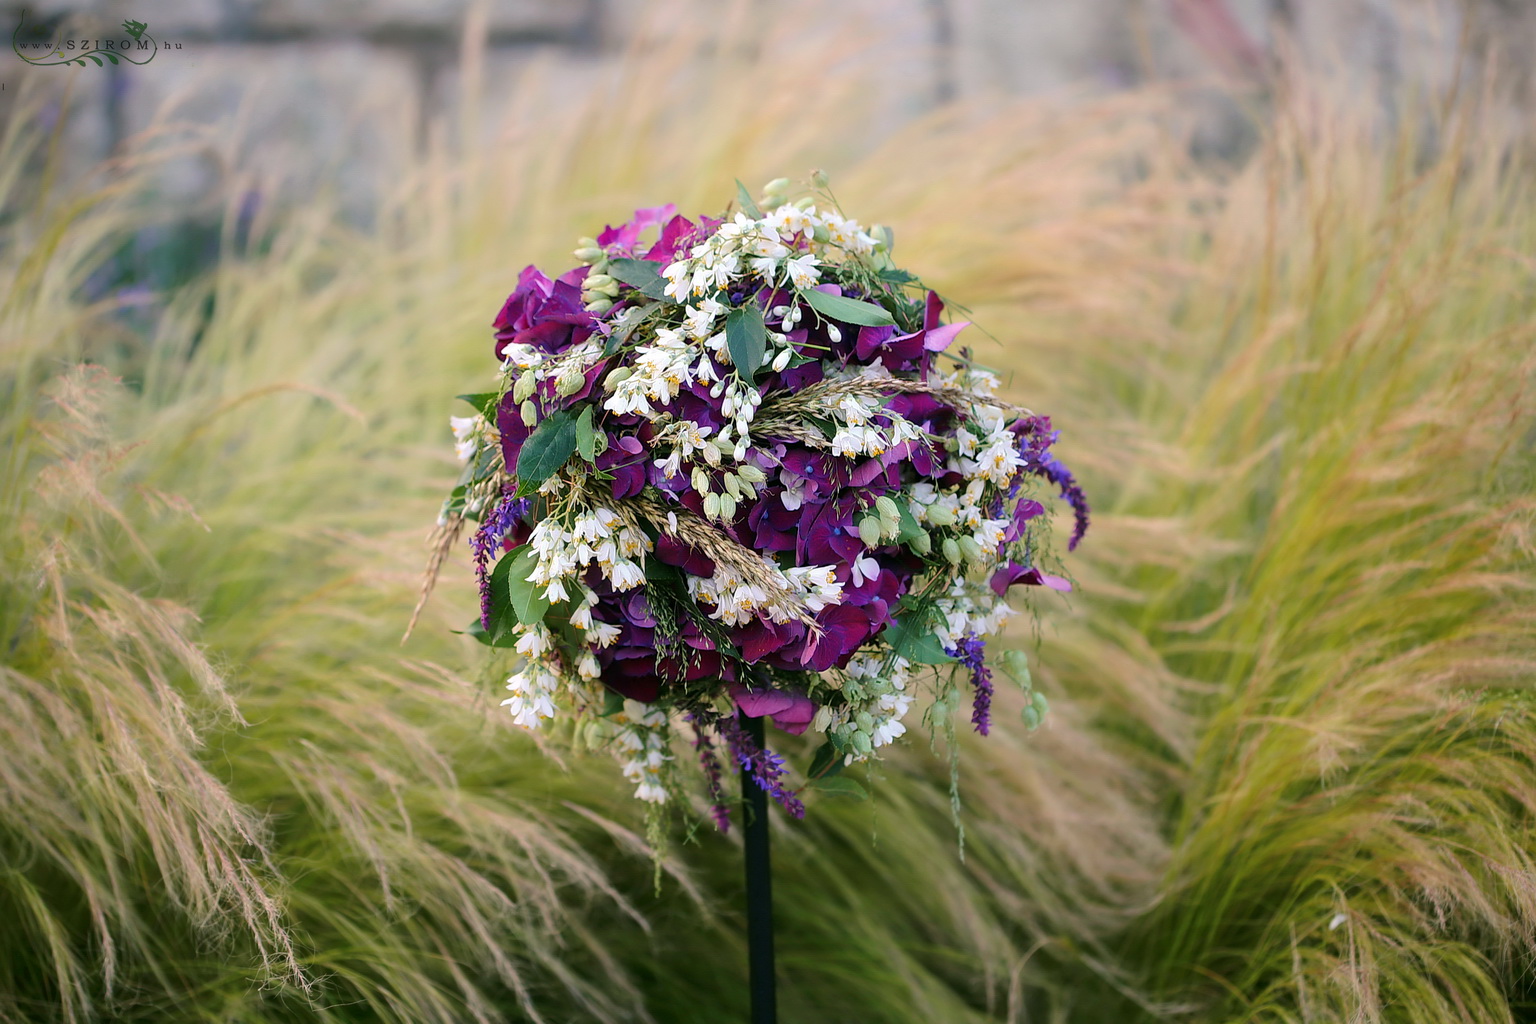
[922, 320, 970, 352]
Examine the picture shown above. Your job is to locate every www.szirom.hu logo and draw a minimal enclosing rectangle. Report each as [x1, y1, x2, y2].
[12, 10, 177, 68]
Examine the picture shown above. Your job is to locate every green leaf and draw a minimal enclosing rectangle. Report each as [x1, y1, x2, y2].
[501, 545, 551, 627]
[515, 409, 577, 485]
[807, 741, 846, 780]
[104, 51, 120, 64]
[877, 267, 916, 285]
[576, 406, 597, 462]
[884, 615, 957, 665]
[599, 689, 626, 717]
[735, 178, 763, 219]
[726, 304, 767, 379]
[809, 776, 867, 800]
[800, 288, 895, 326]
[461, 617, 520, 648]
[485, 556, 517, 642]
[607, 257, 668, 299]
[456, 392, 501, 419]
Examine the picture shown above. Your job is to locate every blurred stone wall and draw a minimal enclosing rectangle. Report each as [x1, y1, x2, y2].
[0, 0, 1528, 215]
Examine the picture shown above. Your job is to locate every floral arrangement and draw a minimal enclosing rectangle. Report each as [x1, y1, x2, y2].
[416, 176, 1088, 829]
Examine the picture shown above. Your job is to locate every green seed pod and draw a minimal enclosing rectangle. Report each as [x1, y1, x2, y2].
[519, 400, 538, 428]
[762, 176, 792, 197]
[737, 464, 766, 484]
[793, 196, 816, 211]
[1032, 691, 1049, 716]
[603, 366, 632, 391]
[811, 224, 831, 244]
[942, 537, 962, 564]
[722, 472, 742, 499]
[875, 496, 900, 522]
[958, 536, 984, 563]
[858, 515, 883, 548]
[703, 492, 721, 519]
[810, 168, 830, 189]
[512, 371, 536, 403]
[855, 711, 875, 732]
[926, 503, 956, 527]
[1022, 706, 1041, 731]
[555, 370, 585, 397]
[1003, 649, 1030, 687]
[718, 493, 738, 520]
[851, 732, 873, 756]
[908, 531, 932, 556]
[691, 467, 710, 493]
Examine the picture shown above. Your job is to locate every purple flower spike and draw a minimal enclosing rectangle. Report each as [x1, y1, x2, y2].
[471, 490, 532, 629]
[719, 714, 805, 819]
[687, 713, 731, 833]
[946, 633, 993, 736]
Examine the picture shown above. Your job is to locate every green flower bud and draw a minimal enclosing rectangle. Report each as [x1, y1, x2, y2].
[793, 196, 815, 210]
[875, 495, 900, 522]
[722, 472, 742, 499]
[512, 371, 536, 403]
[691, 467, 710, 493]
[519, 400, 538, 428]
[703, 492, 721, 519]
[926, 503, 956, 526]
[1022, 706, 1041, 731]
[591, 255, 610, 274]
[908, 531, 932, 556]
[811, 224, 831, 244]
[942, 537, 962, 564]
[737, 464, 766, 484]
[576, 236, 600, 250]
[603, 366, 632, 391]
[718, 493, 738, 521]
[851, 732, 872, 755]
[858, 515, 883, 548]
[810, 168, 830, 189]
[573, 246, 603, 263]
[762, 176, 792, 197]
[958, 536, 984, 563]
[1032, 691, 1049, 716]
[854, 711, 874, 732]
[584, 297, 613, 314]
[555, 370, 585, 396]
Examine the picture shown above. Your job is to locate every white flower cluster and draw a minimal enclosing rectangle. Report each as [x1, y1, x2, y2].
[500, 657, 561, 729]
[449, 415, 482, 463]
[811, 653, 916, 761]
[908, 479, 1012, 569]
[527, 508, 652, 603]
[614, 700, 671, 803]
[827, 392, 926, 460]
[687, 560, 845, 627]
[660, 204, 875, 306]
[950, 406, 1025, 487]
[931, 576, 1016, 652]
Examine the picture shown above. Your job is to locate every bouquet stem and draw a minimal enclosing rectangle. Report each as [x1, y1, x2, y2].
[740, 710, 777, 1024]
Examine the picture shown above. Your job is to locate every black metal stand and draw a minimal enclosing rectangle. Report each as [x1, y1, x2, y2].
[739, 710, 777, 1024]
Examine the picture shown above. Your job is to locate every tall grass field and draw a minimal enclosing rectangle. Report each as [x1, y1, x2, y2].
[2, 11, 1534, 1023]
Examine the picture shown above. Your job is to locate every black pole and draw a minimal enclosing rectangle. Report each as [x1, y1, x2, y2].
[740, 710, 777, 1024]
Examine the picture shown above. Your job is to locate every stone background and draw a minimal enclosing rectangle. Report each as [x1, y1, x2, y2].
[0, 0, 1529, 216]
